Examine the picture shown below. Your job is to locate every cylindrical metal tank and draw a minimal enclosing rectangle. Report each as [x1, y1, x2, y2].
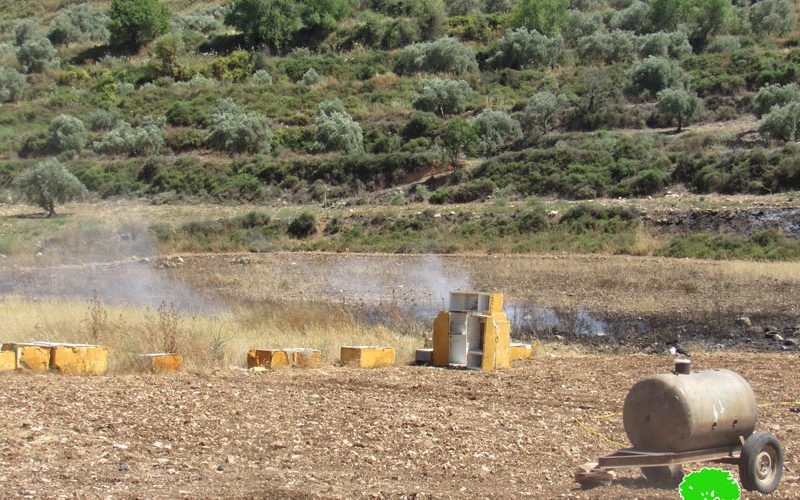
[623, 367, 757, 452]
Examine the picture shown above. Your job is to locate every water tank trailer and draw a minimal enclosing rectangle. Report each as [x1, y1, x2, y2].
[576, 359, 784, 494]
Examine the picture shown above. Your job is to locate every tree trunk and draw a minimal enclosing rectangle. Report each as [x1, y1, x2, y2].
[47, 201, 55, 218]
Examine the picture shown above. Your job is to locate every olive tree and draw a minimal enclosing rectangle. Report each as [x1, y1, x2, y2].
[206, 98, 273, 154]
[627, 56, 687, 97]
[522, 91, 571, 134]
[47, 114, 88, 153]
[485, 28, 565, 69]
[0, 68, 26, 102]
[93, 117, 166, 155]
[759, 101, 800, 142]
[440, 117, 476, 165]
[13, 20, 41, 46]
[412, 78, 472, 116]
[12, 158, 87, 217]
[752, 83, 800, 118]
[48, 3, 110, 45]
[16, 37, 59, 73]
[750, 0, 797, 37]
[610, 0, 652, 34]
[657, 87, 702, 131]
[471, 110, 522, 155]
[314, 100, 363, 153]
[395, 37, 477, 75]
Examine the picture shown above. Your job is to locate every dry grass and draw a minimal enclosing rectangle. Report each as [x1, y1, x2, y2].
[0, 296, 422, 372]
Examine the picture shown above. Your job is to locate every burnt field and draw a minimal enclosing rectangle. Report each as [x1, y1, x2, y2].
[3, 252, 798, 352]
[0, 353, 797, 499]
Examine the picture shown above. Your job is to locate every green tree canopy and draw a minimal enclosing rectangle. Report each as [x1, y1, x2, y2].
[108, 0, 170, 48]
[510, 0, 569, 36]
[657, 87, 702, 131]
[225, 0, 302, 52]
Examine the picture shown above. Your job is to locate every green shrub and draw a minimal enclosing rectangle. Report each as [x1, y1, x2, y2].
[623, 168, 670, 196]
[395, 37, 477, 75]
[638, 32, 693, 59]
[516, 206, 549, 233]
[300, 67, 322, 85]
[287, 211, 317, 238]
[610, 0, 651, 33]
[510, 0, 568, 37]
[563, 11, 604, 47]
[224, 0, 301, 52]
[430, 178, 495, 203]
[402, 111, 440, 141]
[0, 68, 26, 103]
[108, 0, 170, 48]
[705, 35, 741, 53]
[252, 69, 273, 85]
[412, 77, 472, 116]
[88, 109, 121, 131]
[577, 30, 637, 65]
[471, 109, 522, 155]
[173, 5, 226, 35]
[166, 101, 207, 127]
[485, 28, 565, 69]
[206, 98, 273, 154]
[206, 50, 254, 81]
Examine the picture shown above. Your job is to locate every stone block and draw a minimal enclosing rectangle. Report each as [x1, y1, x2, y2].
[140, 353, 182, 373]
[509, 343, 533, 362]
[48, 344, 108, 375]
[1, 343, 50, 371]
[340, 346, 395, 368]
[0, 350, 16, 372]
[415, 348, 433, 365]
[247, 349, 289, 369]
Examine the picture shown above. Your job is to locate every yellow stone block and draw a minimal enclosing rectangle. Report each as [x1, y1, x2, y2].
[1, 343, 50, 371]
[0, 351, 16, 372]
[432, 311, 450, 367]
[509, 343, 533, 362]
[247, 349, 289, 369]
[49, 344, 108, 375]
[291, 348, 321, 368]
[340, 346, 395, 368]
[140, 353, 182, 373]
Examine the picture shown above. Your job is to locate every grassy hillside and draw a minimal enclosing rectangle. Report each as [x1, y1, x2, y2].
[1, 0, 799, 259]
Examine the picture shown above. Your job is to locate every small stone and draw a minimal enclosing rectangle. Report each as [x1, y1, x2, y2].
[118, 463, 129, 472]
[226, 455, 236, 464]
[773, 334, 784, 343]
[216, 465, 224, 472]
[736, 316, 752, 327]
[784, 338, 798, 347]
[764, 331, 780, 339]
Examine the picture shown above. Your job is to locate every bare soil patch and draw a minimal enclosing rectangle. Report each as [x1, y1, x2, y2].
[0, 353, 797, 499]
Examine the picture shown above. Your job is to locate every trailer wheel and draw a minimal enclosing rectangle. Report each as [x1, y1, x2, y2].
[641, 465, 684, 487]
[739, 432, 783, 494]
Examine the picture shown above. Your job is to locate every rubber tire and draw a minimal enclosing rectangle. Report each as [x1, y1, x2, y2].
[641, 465, 684, 487]
[739, 432, 783, 494]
